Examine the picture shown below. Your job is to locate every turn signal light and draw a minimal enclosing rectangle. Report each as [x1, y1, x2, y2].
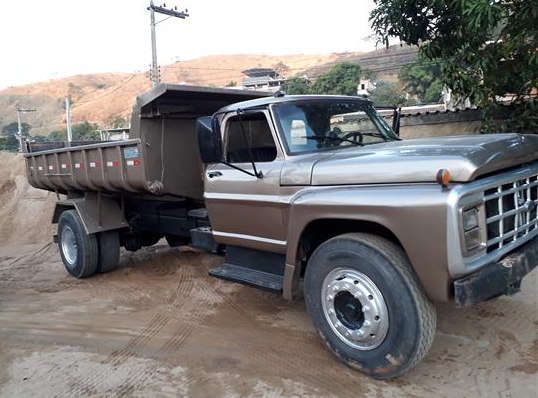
[436, 169, 451, 187]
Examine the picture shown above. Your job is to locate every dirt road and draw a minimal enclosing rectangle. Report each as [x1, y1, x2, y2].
[1, 240, 537, 398]
[0, 152, 537, 397]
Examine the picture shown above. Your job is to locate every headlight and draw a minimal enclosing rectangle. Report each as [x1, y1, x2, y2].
[461, 207, 482, 252]
[464, 228, 481, 251]
[462, 208, 479, 231]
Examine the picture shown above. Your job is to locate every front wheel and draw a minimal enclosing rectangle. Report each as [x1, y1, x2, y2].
[304, 233, 436, 379]
[57, 210, 99, 278]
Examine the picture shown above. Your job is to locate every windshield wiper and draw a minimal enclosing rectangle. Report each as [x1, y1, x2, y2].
[304, 135, 365, 146]
[361, 132, 391, 140]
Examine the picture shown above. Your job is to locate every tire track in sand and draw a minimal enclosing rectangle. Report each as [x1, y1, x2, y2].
[51, 255, 196, 398]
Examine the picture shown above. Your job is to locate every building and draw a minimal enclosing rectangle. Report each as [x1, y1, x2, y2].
[356, 79, 375, 97]
[242, 68, 286, 92]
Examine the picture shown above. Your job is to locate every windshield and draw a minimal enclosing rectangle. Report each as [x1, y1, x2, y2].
[272, 100, 398, 154]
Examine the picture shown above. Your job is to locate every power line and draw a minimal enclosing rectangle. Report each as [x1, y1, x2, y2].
[74, 74, 139, 106]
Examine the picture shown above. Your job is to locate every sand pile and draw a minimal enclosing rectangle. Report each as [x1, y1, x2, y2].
[0, 151, 56, 245]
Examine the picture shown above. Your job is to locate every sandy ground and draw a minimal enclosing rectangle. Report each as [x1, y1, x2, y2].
[1, 152, 537, 397]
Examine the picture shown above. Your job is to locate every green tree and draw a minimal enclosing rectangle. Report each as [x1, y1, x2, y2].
[310, 63, 362, 96]
[370, 0, 538, 132]
[0, 135, 20, 151]
[2, 121, 30, 137]
[368, 81, 414, 107]
[48, 122, 100, 141]
[73, 122, 100, 140]
[49, 129, 67, 141]
[282, 76, 311, 95]
[106, 116, 127, 128]
[226, 81, 238, 87]
[398, 58, 444, 104]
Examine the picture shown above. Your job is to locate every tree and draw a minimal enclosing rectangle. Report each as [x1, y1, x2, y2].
[226, 81, 238, 87]
[106, 116, 128, 128]
[2, 121, 30, 137]
[398, 58, 444, 104]
[49, 129, 67, 141]
[310, 63, 362, 96]
[370, 0, 538, 132]
[0, 135, 19, 151]
[48, 121, 100, 141]
[368, 81, 414, 107]
[282, 76, 311, 95]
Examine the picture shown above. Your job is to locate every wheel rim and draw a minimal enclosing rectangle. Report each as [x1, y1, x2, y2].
[321, 268, 389, 350]
[61, 225, 77, 267]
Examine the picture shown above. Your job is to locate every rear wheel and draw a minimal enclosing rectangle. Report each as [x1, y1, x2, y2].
[304, 233, 436, 379]
[57, 210, 98, 278]
[97, 230, 120, 273]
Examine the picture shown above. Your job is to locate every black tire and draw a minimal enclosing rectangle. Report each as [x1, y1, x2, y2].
[57, 210, 98, 278]
[165, 234, 189, 248]
[304, 233, 436, 379]
[97, 230, 120, 273]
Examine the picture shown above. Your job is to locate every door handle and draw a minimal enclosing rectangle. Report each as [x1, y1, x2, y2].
[207, 171, 223, 178]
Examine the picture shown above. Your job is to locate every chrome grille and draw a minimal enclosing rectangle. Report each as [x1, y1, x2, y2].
[484, 173, 538, 252]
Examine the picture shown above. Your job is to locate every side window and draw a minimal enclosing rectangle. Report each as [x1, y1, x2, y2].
[225, 113, 277, 163]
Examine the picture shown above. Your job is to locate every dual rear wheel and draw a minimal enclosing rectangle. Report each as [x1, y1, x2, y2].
[57, 210, 120, 278]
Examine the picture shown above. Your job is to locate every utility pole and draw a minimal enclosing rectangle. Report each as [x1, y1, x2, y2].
[17, 107, 36, 151]
[147, 1, 189, 87]
[65, 97, 73, 143]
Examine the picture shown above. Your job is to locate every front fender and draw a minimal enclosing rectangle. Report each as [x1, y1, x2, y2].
[283, 184, 452, 302]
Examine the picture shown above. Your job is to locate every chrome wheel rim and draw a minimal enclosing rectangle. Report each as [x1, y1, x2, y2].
[321, 268, 389, 350]
[61, 225, 77, 267]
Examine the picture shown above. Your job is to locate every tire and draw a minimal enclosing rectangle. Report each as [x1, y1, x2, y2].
[57, 210, 99, 278]
[165, 234, 189, 248]
[304, 233, 436, 379]
[97, 230, 120, 273]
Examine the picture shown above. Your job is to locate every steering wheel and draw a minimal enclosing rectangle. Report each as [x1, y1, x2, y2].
[342, 131, 364, 144]
[326, 129, 341, 147]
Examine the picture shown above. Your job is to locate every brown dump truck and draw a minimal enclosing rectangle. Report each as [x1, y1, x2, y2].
[24, 84, 538, 379]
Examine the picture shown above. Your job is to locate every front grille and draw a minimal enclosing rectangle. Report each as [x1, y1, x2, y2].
[484, 174, 538, 252]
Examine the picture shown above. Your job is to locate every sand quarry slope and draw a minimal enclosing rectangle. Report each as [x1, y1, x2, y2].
[0, 151, 56, 245]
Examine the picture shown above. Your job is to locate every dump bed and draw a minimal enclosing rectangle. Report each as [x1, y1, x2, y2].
[24, 84, 268, 200]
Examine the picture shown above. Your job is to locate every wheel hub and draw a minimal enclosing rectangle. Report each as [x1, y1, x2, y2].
[322, 268, 389, 350]
[61, 225, 77, 268]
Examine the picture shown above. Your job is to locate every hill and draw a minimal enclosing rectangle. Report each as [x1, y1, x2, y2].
[0, 46, 416, 136]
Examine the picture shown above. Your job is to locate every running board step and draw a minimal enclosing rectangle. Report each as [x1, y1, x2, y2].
[208, 245, 285, 292]
[209, 264, 283, 292]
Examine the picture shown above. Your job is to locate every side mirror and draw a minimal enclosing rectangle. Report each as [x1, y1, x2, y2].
[196, 116, 223, 164]
[392, 108, 401, 137]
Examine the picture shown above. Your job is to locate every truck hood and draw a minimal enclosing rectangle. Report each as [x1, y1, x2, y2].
[311, 133, 538, 185]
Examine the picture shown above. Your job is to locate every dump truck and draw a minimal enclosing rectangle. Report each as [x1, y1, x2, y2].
[24, 84, 538, 379]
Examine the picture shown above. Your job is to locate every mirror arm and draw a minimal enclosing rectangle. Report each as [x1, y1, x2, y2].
[221, 161, 260, 178]
[237, 109, 263, 178]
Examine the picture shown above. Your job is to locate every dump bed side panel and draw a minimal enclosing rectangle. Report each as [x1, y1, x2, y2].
[25, 140, 147, 194]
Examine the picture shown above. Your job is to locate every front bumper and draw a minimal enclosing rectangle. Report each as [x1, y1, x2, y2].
[454, 237, 537, 307]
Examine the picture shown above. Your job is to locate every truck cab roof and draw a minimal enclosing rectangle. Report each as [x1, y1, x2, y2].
[216, 94, 373, 114]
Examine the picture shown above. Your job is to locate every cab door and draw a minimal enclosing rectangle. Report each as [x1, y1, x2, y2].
[204, 109, 287, 254]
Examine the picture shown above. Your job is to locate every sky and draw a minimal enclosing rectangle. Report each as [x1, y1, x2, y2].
[0, 0, 381, 90]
